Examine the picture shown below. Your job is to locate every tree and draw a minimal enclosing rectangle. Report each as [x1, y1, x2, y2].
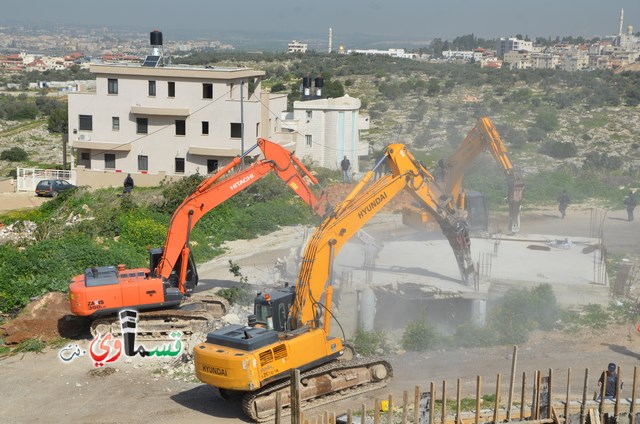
[47, 105, 68, 134]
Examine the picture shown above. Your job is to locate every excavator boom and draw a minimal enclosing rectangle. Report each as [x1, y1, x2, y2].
[154, 137, 326, 293]
[69, 138, 328, 340]
[193, 143, 475, 421]
[439, 116, 524, 233]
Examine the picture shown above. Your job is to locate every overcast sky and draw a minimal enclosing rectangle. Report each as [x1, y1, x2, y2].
[4, 0, 640, 44]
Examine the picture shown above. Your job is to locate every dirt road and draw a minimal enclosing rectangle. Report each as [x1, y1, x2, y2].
[1, 206, 638, 423]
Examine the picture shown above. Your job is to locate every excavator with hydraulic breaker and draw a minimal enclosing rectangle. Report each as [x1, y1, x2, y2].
[403, 116, 524, 234]
[68, 138, 330, 340]
[193, 143, 475, 422]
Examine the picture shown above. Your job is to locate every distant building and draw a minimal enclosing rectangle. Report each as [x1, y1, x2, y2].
[279, 94, 370, 173]
[496, 37, 533, 58]
[347, 48, 417, 59]
[68, 62, 287, 177]
[287, 40, 308, 54]
[503, 50, 532, 70]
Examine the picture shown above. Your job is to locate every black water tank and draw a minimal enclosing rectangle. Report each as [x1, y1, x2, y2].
[150, 30, 163, 46]
[302, 76, 312, 88]
[314, 77, 324, 88]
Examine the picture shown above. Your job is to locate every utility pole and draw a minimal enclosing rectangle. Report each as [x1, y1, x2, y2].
[240, 79, 245, 168]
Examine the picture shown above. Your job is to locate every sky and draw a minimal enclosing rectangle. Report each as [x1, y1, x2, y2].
[3, 0, 640, 48]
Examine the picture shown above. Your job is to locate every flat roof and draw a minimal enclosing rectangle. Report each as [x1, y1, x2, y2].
[90, 63, 265, 80]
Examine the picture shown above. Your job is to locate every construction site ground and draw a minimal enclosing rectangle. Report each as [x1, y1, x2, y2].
[1, 202, 640, 424]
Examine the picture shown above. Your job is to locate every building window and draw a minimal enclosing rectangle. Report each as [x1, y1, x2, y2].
[306, 110, 312, 119]
[305, 134, 312, 147]
[203, 83, 213, 99]
[107, 78, 118, 94]
[230, 123, 242, 138]
[175, 157, 185, 174]
[137, 118, 148, 134]
[207, 159, 218, 174]
[112, 117, 120, 131]
[175, 119, 186, 136]
[105, 153, 115, 169]
[138, 155, 148, 171]
[80, 152, 90, 161]
[79, 114, 93, 131]
[168, 81, 175, 98]
[202, 121, 209, 135]
[148, 80, 156, 96]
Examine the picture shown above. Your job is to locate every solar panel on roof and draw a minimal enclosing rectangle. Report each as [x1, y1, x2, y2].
[142, 55, 160, 67]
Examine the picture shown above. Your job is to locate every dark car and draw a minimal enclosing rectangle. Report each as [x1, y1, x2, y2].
[35, 179, 76, 197]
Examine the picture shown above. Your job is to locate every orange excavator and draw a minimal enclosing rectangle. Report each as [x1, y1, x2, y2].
[68, 138, 329, 338]
[403, 116, 524, 234]
[193, 143, 475, 421]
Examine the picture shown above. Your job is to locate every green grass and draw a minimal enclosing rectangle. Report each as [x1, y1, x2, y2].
[14, 338, 46, 353]
[579, 115, 609, 130]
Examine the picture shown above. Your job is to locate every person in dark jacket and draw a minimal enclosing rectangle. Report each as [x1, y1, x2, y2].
[557, 190, 570, 219]
[123, 173, 134, 194]
[624, 190, 637, 222]
[597, 362, 622, 400]
[340, 156, 351, 183]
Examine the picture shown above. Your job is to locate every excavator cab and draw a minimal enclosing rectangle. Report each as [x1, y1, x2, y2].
[463, 190, 489, 233]
[149, 247, 199, 293]
[253, 286, 295, 332]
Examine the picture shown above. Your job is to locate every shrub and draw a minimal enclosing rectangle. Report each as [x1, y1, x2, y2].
[352, 328, 387, 356]
[401, 319, 438, 351]
[539, 141, 578, 159]
[0, 147, 28, 162]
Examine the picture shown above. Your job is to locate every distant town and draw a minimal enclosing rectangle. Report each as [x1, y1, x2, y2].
[0, 8, 638, 83]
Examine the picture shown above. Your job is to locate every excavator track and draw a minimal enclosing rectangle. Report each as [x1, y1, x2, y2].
[241, 357, 393, 422]
[90, 294, 229, 342]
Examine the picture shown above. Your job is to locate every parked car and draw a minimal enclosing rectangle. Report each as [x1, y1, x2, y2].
[35, 179, 76, 197]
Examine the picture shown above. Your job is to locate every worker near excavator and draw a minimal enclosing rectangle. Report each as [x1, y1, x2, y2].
[596, 362, 622, 400]
[123, 173, 134, 194]
[557, 189, 570, 219]
[340, 156, 351, 183]
[624, 189, 637, 222]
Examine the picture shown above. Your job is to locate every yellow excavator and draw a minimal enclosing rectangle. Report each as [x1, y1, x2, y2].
[403, 116, 524, 234]
[193, 143, 475, 421]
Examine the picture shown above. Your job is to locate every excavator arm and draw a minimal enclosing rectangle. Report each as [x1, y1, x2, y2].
[193, 143, 475, 421]
[154, 138, 327, 294]
[439, 116, 524, 233]
[291, 143, 475, 330]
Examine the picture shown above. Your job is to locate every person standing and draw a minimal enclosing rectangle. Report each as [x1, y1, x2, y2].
[597, 362, 622, 400]
[123, 173, 134, 194]
[557, 189, 570, 219]
[340, 155, 351, 183]
[624, 189, 637, 222]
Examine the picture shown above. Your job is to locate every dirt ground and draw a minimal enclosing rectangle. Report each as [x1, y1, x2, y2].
[1, 203, 639, 424]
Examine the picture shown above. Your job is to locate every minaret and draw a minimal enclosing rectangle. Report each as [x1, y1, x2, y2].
[619, 9, 624, 36]
[328, 27, 333, 54]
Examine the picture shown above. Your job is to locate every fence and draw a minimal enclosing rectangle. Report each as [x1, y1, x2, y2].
[16, 167, 76, 192]
[278, 346, 638, 424]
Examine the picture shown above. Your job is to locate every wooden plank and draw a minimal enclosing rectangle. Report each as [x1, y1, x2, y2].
[599, 368, 605, 424]
[374, 398, 380, 424]
[291, 369, 301, 424]
[442, 380, 447, 424]
[361, 404, 366, 424]
[631, 367, 638, 418]
[580, 368, 589, 424]
[402, 390, 408, 424]
[615, 365, 621, 419]
[276, 391, 282, 424]
[521, 372, 526, 422]
[493, 373, 502, 424]
[388, 394, 394, 424]
[456, 378, 462, 424]
[476, 375, 482, 424]
[507, 345, 518, 422]
[414, 386, 420, 424]
[565, 368, 571, 424]
[430, 381, 435, 424]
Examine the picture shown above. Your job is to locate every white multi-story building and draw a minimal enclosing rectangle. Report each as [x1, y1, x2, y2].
[287, 40, 308, 53]
[68, 62, 287, 176]
[279, 95, 370, 173]
[496, 37, 534, 58]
